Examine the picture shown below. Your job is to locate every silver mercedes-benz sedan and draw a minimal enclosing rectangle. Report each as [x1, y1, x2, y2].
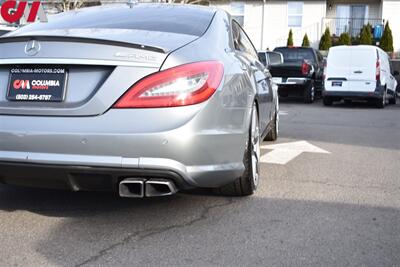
[0, 4, 279, 197]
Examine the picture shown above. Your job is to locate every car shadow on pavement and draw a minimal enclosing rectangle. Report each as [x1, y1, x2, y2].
[0, 185, 398, 266]
[323, 100, 400, 109]
[278, 100, 400, 151]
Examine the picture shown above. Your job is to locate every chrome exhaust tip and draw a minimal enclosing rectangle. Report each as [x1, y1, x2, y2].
[119, 178, 145, 198]
[145, 179, 178, 197]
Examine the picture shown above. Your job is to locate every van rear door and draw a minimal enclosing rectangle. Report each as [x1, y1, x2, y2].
[326, 48, 351, 92]
[326, 47, 376, 93]
[347, 48, 376, 92]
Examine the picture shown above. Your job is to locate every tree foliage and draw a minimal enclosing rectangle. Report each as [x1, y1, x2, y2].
[380, 21, 394, 52]
[287, 29, 294, 46]
[338, 32, 352, 45]
[302, 33, 310, 47]
[55, 0, 87, 12]
[319, 28, 332, 50]
[359, 24, 373, 45]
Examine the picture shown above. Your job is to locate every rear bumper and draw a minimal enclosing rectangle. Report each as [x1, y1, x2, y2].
[323, 84, 384, 100]
[0, 98, 250, 190]
[277, 78, 311, 96]
[322, 82, 385, 100]
[0, 156, 245, 191]
[0, 161, 191, 192]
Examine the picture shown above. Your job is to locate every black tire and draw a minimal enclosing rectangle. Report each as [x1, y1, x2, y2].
[323, 97, 333, 106]
[264, 111, 278, 141]
[389, 93, 397, 104]
[215, 104, 259, 196]
[303, 81, 315, 104]
[376, 91, 386, 108]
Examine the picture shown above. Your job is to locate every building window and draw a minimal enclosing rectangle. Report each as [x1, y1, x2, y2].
[230, 2, 245, 26]
[288, 1, 303, 27]
[336, 5, 369, 36]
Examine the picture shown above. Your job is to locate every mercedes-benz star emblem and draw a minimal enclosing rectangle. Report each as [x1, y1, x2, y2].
[25, 40, 41, 56]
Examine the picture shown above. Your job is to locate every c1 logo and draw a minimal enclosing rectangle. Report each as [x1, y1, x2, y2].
[13, 80, 31, 90]
[0, 0, 47, 24]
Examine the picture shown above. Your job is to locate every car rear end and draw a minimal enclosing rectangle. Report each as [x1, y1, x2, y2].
[0, 5, 250, 197]
[323, 46, 382, 102]
[270, 47, 315, 102]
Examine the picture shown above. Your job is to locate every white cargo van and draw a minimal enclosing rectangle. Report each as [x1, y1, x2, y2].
[323, 45, 398, 108]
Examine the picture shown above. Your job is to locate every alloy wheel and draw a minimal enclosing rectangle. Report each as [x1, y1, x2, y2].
[276, 109, 280, 137]
[311, 86, 315, 102]
[251, 108, 261, 188]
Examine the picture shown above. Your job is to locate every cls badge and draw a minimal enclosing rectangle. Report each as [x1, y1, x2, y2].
[25, 40, 41, 56]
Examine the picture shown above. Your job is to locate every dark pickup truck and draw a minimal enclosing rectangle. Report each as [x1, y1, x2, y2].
[270, 47, 324, 103]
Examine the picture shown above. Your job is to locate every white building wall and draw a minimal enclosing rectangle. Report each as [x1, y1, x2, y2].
[263, 1, 326, 49]
[382, 0, 400, 53]
[212, 1, 326, 50]
[211, 0, 399, 52]
[243, 2, 263, 50]
[263, 1, 288, 49]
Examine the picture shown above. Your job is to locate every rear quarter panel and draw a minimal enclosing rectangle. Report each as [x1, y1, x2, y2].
[161, 11, 255, 133]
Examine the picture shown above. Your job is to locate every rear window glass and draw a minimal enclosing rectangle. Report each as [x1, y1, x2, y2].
[273, 48, 314, 63]
[328, 49, 375, 68]
[350, 50, 376, 68]
[328, 50, 349, 67]
[258, 52, 267, 66]
[14, 5, 215, 37]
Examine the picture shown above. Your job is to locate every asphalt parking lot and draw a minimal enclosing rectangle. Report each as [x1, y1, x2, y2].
[0, 99, 399, 266]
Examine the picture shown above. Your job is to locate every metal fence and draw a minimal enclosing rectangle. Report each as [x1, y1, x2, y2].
[323, 17, 383, 37]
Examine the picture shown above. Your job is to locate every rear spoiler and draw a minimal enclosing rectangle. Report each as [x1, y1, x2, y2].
[0, 35, 166, 54]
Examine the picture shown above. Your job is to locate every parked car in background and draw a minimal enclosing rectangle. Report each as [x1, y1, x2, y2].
[269, 47, 324, 103]
[323, 45, 398, 108]
[0, 25, 17, 36]
[0, 4, 279, 198]
[257, 51, 284, 69]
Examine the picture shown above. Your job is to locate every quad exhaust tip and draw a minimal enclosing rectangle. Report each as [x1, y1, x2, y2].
[119, 178, 178, 198]
[119, 178, 145, 198]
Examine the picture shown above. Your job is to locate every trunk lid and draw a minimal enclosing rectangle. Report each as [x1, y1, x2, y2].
[0, 29, 199, 116]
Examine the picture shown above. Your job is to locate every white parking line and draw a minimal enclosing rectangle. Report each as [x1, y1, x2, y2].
[260, 140, 330, 165]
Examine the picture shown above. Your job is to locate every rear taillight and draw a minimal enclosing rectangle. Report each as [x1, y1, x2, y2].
[323, 60, 327, 80]
[113, 61, 224, 108]
[376, 60, 381, 81]
[301, 62, 310, 75]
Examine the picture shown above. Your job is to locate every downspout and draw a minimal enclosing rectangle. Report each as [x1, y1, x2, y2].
[261, 0, 266, 49]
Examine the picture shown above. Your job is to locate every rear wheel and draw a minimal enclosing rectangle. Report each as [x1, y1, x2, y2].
[323, 97, 333, 106]
[215, 103, 260, 196]
[389, 92, 397, 104]
[265, 109, 279, 141]
[376, 90, 386, 108]
[303, 81, 315, 103]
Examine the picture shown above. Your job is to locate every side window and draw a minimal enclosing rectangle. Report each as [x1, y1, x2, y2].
[232, 20, 258, 59]
[258, 52, 267, 66]
[380, 51, 389, 71]
[232, 21, 241, 51]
